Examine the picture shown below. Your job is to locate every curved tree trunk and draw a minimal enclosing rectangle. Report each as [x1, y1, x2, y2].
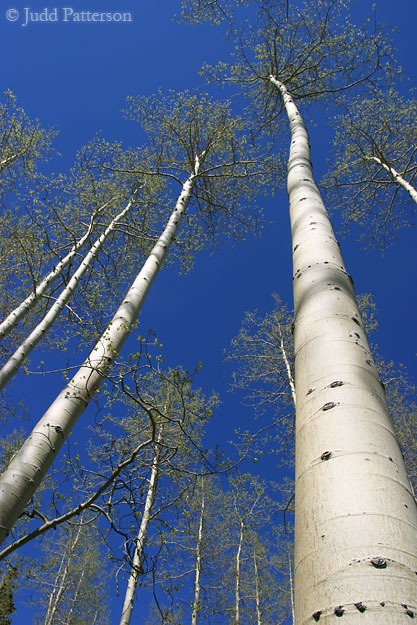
[270, 75, 417, 624]
[0, 160, 200, 546]
[0, 193, 138, 390]
[0, 197, 114, 340]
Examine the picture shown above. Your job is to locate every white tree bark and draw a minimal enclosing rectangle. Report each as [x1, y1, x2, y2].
[253, 550, 262, 625]
[277, 320, 296, 406]
[119, 429, 162, 625]
[44, 524, 83, 625]
[235, 520, 244, 625]
[0, 160, 200, 545]
[0, 194, 136, 390]
[365, 154, 417, 205]
[0, 197, 115, 340]
[191, 480, 205, 625]
[270, 76, 417, 624]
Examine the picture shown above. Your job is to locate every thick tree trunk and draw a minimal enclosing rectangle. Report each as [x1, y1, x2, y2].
[119, 430, 162, 625]
[0, 197, 115, 340]
[0, 161, 199, 546]
[191, 480, 205, 625]
[365, 155, 417, 204]
[0, 195, 136, 390]
[270, 76, 417, 624]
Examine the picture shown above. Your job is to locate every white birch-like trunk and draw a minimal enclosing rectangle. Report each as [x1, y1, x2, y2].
[235, 520, 244, 625]
[278, 321, 296, 406]
[365, 154, 417, 205]
[191, 480, 205, 625]
[0, 197, 115, 340]
[253, 550, 262, 625]
[44, 523, 83, 625]
[119, 430, 162, 625]
[270, 76, 417, 624]
[0, 195, 136, 390]
[0, 162, 199, 545]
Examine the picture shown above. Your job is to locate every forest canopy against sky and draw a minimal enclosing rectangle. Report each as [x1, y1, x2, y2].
[0, 1, 416, 624]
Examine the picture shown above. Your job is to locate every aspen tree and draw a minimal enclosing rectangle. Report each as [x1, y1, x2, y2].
[120, 428, 163, 625]
[29, 521, 110, 625]
[0, 93, 266, 545]
[112, 366, 216, 625]
[0, 192, 143, 389]
[0, 161, 199, 546]
[0, 90, 55, 201]
[324, 90, 417, 248]
[185, 0, 417, 621]
[0, 197, 113, 341]
[272, 77, 417, 623]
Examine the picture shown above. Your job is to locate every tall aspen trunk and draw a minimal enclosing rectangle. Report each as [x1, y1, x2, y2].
[270, 76, 417, 624]
[0, 159, 200, 545]
[235, 520, 244, 625]
[0, 194, 137, 390]
[253, 550, 262, 625]
[191, 480, 205, 625]
[365, 155, 417, 204]
[0, 197, 115, 340]
[119, 429, 162, 625]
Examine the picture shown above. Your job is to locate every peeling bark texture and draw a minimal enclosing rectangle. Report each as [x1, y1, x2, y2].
[191, 480, 205, 625]
[0, 195, 136, 390]
[270, 76, 417, 624]
[119, 429, 161, 625]
[366, 155, 417, 205]
[0, 196, 115, 341]
[0, 165, 198, 546]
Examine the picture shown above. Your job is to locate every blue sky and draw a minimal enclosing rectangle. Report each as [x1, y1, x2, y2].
[1, 0, 417, 623]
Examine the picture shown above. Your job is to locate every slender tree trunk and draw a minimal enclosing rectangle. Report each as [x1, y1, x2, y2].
[119, 429, 162, 625]
[0, 194, 137, 390]
[277, 321, 296, 406]
[365, 154, 417, 204]
[235, 520, 244, 625]
[0, 159, 200, 545]
[44, 523, 83, 625]
[270, 76, 417, 623]
[0, 196, 115, 340]
[191, 479, 205, 625]
[253, 550, 262, 625]
[288, 553, 295, 625]
[65, 565, 86, 624]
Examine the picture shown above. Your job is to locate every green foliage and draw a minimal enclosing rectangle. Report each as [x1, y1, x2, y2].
[0, 565, 17, 625]
[0, 90, 56, 203]
[124, 91, 273, 255]
[201, 0, 394, 142]
[323, 89, 417, 249]
[28, 521, 111, 625]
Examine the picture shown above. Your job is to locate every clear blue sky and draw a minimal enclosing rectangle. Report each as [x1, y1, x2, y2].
[1, 0, 416, 623]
